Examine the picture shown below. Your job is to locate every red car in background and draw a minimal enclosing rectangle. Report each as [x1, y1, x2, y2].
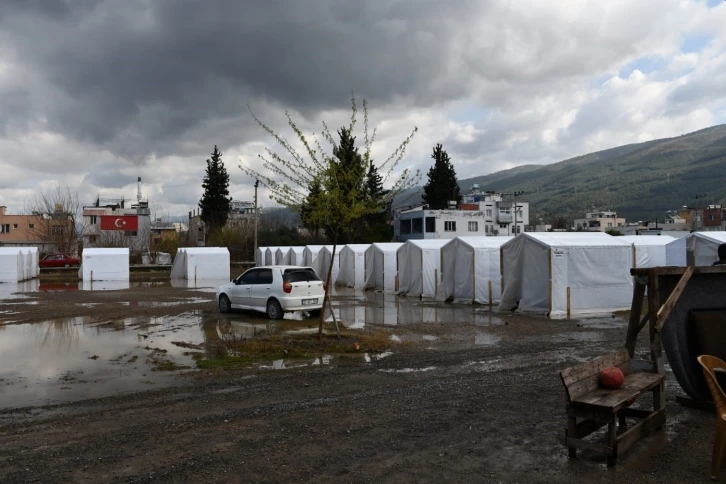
[39, 254, 81, 268]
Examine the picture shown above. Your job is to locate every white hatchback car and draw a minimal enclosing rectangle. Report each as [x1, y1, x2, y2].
[216, 266, 325, 319]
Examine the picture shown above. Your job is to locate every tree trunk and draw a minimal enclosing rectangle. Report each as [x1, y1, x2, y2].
[318, 233, 337, 341]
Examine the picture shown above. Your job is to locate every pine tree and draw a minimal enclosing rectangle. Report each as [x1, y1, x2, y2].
[366, 160, 383, 201]
[300, 177, 322, 234]
[331, 127, 366, 199]
[199, 145, 232, 235]
[422, 144, 461, 209]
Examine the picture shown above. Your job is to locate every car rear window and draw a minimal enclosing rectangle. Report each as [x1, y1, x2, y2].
[283, 269, 321, 283]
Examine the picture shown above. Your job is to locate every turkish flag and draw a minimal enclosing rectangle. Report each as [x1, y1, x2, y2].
[100, 215, 139, 231]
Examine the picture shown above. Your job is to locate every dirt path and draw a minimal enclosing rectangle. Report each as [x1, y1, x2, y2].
[0, 316, 717, 483]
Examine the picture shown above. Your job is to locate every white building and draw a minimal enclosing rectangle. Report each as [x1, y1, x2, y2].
[574, 211, 626, 232]
[394, 191, 529, 241]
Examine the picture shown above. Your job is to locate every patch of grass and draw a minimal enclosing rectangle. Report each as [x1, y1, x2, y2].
[149, 358, 190, 372]
[195, 330, 398, 370]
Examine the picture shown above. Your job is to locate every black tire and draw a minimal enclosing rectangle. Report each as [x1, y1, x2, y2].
[307, 309, 322, 318]
[218, 295, 231, 314]
[266, 299, 283, 320]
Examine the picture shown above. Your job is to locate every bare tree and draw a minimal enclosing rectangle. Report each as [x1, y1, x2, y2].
[26, 185, 83, 255]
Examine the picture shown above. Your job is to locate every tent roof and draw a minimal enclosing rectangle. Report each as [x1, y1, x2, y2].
[620, 235, 675, 246]
[372, 242, 403, 252]
[305, 245, 326, 252]
[406, 240, 449, 249]
[83, 248, 129, 255]
[449, 236, 513, 249]
[693, 231, 726, 244]
[183, 247, 229, 255]
[519, 232, 632, 248]
[342, 244, 370, 253]
[266, 246, 281, 251]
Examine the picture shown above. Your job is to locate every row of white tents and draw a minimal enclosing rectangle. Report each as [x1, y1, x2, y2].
[257, 231, 726, 319]
[0, 247, 39, 283]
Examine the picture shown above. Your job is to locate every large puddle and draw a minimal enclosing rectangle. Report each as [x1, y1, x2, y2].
[0, 283, 620, 409]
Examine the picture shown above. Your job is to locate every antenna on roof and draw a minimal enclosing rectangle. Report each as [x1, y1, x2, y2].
[137, 177, 142, 202]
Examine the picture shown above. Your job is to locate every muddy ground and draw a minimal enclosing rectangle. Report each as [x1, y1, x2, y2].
[0, 281, 721, 483]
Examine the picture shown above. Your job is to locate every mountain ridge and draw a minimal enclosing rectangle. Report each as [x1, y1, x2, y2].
[398, 124, 726, 223]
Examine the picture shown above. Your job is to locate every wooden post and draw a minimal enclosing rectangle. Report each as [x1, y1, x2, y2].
[655, 267, 693, 332]
[632, 245, 637, 269]
[394, 275, 398, 292]
[548, 248, 553, 316]
[471, 250, 476, 305]
[625, 281, 646, 357]
[488, 280, 493, 308]
[195, 265, 197, 284]
[647, 272, 665, 385]
[566, 286, 571, 320]
[90, 270, 93, 282]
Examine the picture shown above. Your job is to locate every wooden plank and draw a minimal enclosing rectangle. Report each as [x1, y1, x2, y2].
[566, 376, 600, 403]
[616, 409, 665, 454]
[655, 267, 693, 332]
[647, 272, 665, 377]
[625, 281, 646, 358]
[573, 373, 664, 412]
[567, 286, 571, 320]
[561, 350, 630, 386]
[566, 437, 614, 456]
[631, 265, 726, 277]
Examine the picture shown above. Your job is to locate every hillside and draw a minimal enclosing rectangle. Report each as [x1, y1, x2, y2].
[402, 125, 726, 223]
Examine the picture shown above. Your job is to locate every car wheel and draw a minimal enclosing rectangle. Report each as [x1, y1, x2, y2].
[218, 295, 231, 314]
[266, 299, 283, 320]
[308, 309, 322, 318]
[64, 264, 70, 268]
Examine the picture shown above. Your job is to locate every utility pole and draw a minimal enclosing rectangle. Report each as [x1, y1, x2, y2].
[253, 180, 259, 261]
[694, 193, 706, 231]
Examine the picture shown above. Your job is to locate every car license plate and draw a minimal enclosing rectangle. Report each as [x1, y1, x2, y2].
[302, 298, 318, 306]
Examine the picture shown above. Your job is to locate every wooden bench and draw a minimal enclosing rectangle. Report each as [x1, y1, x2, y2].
[560, 349, 665, 466]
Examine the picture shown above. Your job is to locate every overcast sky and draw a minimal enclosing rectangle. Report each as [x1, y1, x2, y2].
[1, 0, 725, 215]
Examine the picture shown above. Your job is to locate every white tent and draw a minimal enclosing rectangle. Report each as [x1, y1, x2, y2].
[303, 245, 327, 277]
[286, 246, 306, 266]
[318, 245, 341, 283]
[274, 247, 291, 265]
[19, 247, 39, 278]
[0, 248, 24, 283]
[666, 231, 726, 267]
[619, 235, 675, 268]
[436, 236, 512, 304]
[397, 239, 448, 298]
[500, 233, 633, 319]
[255, 247, 267, 267]
[337, 244, 371, 289]
[170, 247, 230, 280]
[265, 247, 280, 266]
[365, 243, 403, 292]
[79, 248, 130, 281]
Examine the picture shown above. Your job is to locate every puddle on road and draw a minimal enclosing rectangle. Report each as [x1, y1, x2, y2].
[474, 333, 502, 346]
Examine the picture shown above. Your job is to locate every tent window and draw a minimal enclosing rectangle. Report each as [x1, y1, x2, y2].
[425, 217, 436, 233]
[401, 219, 411, 234]
[444, 221, 456, 232]
[468, 221, 478, 232]
[412, 217, 423, 233]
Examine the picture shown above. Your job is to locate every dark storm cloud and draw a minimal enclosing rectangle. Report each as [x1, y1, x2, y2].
[0, 0, 484, 158]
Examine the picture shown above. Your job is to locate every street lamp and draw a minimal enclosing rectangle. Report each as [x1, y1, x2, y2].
[254, 180, 259, 260]
[694, 193, 707, 231]
[512, 190, 525, 235]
